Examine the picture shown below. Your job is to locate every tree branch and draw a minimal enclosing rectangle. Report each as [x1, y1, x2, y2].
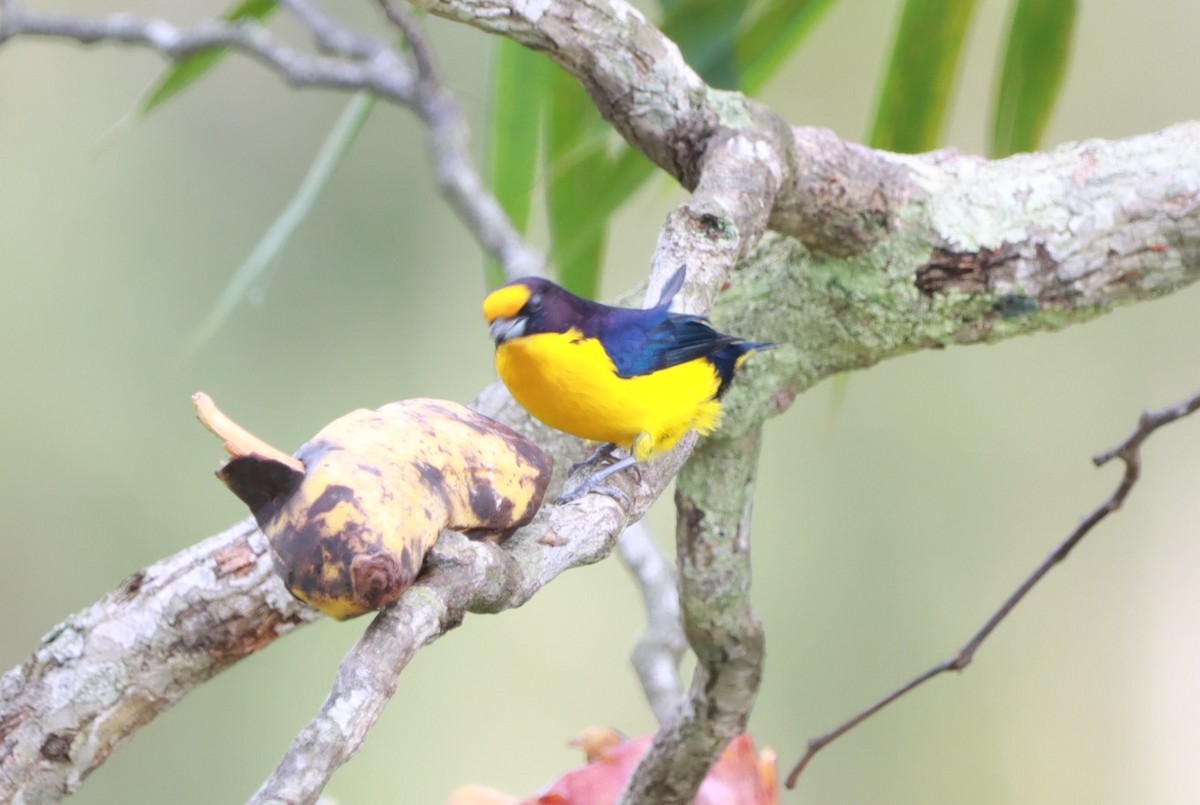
[249, 533, 511, 805]
[0, 380, 699, 803]
[373, 0, 544, 279]
[251, 74, 791, 797]
[284, 0, 378, 60]
[1, 1, 1199, 802]
[0, 1, 413, 95]
[616, 522, 685, 726]
[413, 3, 1200, 275]
[0, 121, 1194, 804]
[412, 0, 900, 256]
[620, 428, 766, 804]
[0, 520, 320, 802]
[411, 0, 718, 188]
[249, 438, 701, 805]
[6, 0, 1196, 277]
[715, 123, 1200, 411]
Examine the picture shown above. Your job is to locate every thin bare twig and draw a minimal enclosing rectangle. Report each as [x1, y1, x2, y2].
[0, 0, 415, 96]
[374, 0, 543, 280]
[282, 0, 379, 59]
[616, 521, 686, 725]
[786, 386, 1200, 789]
[0, 0, 542, 281]
[374, 0, 436, 81]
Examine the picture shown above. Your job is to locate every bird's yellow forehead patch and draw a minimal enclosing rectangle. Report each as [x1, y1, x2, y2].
[482, 283, 532, 323]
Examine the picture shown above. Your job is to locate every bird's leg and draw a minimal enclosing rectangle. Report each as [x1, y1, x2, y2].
[569, 441, 622, 476]
[555, 455, 638, 505]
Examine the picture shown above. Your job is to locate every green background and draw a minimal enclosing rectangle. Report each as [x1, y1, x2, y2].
[2, 1, 1199, 803]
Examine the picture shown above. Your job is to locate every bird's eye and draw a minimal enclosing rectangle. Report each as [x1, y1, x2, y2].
[526, 293, 543, 313]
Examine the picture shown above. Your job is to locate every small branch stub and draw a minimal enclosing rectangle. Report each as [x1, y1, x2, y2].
[194, 391, 303, 472]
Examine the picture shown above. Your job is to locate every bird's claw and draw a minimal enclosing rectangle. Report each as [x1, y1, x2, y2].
[556, 453, 638, 506]
[591, 485, 631, 505]
[568, 442, 621, 475]
[555, 482, 631, 506]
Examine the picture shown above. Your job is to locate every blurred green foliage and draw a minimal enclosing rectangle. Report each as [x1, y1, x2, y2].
[139, 0, 280, 114]
[868, 0, 981, 151]
[990, 0, 1077, 156]
[485, 39, 546, 290]
[545, 69, 611, 300]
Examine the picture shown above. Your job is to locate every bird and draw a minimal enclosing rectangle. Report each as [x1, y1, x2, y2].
[482, 266, 771, 503]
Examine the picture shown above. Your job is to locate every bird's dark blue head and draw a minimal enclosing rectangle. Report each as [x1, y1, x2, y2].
[482, 277, 606, 344]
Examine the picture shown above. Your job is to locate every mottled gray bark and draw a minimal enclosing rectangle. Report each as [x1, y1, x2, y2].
[620, 429, 766, 804]
[0, 522, 319, 803]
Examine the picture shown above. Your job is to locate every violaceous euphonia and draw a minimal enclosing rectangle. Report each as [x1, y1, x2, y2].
[482, 267, 771, 503]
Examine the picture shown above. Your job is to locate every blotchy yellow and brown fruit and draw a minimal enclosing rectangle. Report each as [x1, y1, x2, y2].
[201, 395, 552, 620]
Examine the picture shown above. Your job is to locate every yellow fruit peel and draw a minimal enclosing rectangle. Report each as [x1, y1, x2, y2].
[195, 394, 553, 620]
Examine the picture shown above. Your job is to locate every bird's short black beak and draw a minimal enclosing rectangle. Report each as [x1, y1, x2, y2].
[490, 316, 527, 344]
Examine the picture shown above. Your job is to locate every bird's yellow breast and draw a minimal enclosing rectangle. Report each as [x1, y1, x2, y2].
[495, 330, 723, 461]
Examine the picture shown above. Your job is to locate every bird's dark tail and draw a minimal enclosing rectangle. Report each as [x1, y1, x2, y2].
[712, 340, 773, 397]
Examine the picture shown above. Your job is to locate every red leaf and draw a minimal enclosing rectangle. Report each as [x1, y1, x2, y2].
[515, 729, 779, 805]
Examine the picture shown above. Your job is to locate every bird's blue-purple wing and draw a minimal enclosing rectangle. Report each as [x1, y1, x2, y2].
[599, 308, 740, 379]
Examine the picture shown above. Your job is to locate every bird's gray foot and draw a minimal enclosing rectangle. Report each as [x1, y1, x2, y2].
[568, 442, 622, 476]
[556, 455, 637, 505]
